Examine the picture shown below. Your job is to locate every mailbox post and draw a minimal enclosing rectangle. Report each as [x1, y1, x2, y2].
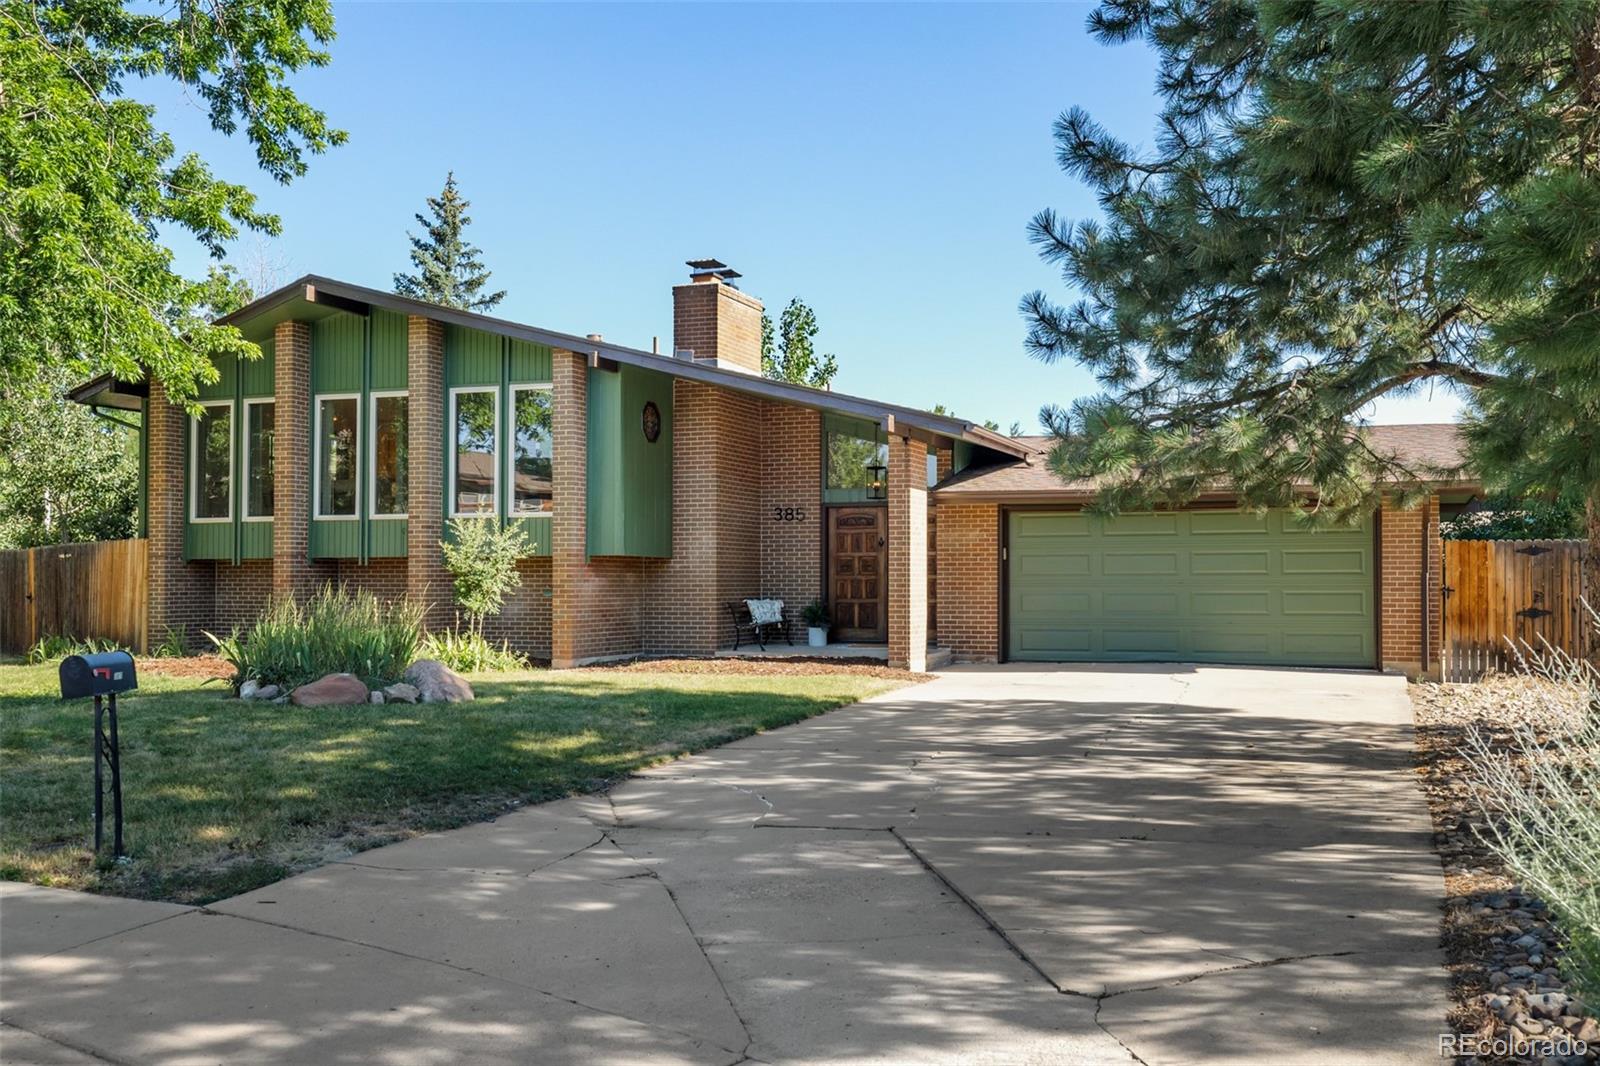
[59, 652, 138, 858]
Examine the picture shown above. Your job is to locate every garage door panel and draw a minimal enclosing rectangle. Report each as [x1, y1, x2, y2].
[1103, 591, 1179, 616]
[1103, 552, 1180, 576]
[1189, 630, 1275, 658]
[1019, 552, 1091, 578]
[1190, 590, 1272, 616]
[1007, 510, 1373, 667]
[1018, 627, 1095, 654]
[1282, 590, 1368, 616]
[1281, 548, 1368, 575]
[1190, 550, 1271, 575]
[1103, 628, 1182, 654]
[1189, 512, 1269, 535]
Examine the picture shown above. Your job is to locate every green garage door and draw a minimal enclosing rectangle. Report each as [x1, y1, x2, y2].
[1006, 510, 1375, 667]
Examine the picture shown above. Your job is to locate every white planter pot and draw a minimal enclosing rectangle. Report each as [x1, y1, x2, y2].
[807, 627, 828, 648]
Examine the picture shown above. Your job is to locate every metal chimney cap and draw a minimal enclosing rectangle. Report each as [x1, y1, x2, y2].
[686, 259, 742, 283]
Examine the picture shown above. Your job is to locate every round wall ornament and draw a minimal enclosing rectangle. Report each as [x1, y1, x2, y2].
[642, 401, 661, 443]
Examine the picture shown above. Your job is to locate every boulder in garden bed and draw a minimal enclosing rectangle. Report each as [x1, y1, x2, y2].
[291, 673, 370, 707]
[404, 660, 474, 703]
[383, 682, 420, 704]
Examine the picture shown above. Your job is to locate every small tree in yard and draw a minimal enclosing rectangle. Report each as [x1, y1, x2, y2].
[439, 518, 528, 636]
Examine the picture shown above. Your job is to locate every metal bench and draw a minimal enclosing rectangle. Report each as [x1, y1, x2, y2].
[726, 600, 793, 651]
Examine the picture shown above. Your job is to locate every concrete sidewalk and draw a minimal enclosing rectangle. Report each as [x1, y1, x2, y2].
[0, 665, 1446, 1064]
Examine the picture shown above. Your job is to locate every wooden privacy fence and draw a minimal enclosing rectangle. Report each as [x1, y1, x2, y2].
[1441, 539, 1590, 682]
[0, 539, 148, 655]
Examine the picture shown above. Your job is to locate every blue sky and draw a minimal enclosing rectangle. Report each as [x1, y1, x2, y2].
[151, 1, 1461, 431]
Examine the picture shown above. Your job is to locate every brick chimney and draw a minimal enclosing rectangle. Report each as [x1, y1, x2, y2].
[672, 259, 763, 374]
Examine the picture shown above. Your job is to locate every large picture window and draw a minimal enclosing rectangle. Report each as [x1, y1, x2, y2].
[510, 385, 553, 515]
[191, 401, 233, 522]
[315, 394, 360, 518]
[826, 426, 888, 499]
[370, 392, 408, 517]
[244, 399, 275, 519]
[451, 387, 498, 516]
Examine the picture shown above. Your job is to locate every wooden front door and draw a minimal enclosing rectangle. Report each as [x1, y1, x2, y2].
[828, 507, 887, 642]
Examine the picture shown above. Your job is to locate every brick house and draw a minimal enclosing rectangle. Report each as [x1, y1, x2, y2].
[72, 262, 1475, 676]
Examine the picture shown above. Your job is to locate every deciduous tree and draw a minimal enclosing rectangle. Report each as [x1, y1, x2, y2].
[761, 298, 838, 389]
[0, 0, 344, 408]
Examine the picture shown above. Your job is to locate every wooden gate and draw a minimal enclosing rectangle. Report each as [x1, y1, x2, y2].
[1441, 539, 1589, 681]
[0, 539, 149, 655]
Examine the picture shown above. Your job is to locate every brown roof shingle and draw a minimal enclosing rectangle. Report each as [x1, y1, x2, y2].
[934, 423, 1474, 501]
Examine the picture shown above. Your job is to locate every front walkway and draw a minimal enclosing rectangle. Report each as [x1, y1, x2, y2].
[0, 665, 1445, 1064]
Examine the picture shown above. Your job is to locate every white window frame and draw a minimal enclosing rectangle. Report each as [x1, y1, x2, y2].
[507, 383, 554, 519]
[368, 390, 409, 519]
[189, 400, 235, 524]
[449, 385, 500, 519]
[313, 392, 361, 521]
[241, 398, 275, 522]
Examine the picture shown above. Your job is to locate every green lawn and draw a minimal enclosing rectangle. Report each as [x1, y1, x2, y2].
[0, 663, 903, 903]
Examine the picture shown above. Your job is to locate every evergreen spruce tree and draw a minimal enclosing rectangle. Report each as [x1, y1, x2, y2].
[394, 173, 506, 312]
[761, 298, 839, 389]
[1024, 0, 1600, 607]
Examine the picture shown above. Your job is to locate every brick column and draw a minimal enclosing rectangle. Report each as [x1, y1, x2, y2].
[1378, 494, 1442, 678]
[887, 434, 929, 672]
[145, 380, 210, 651]
[272, 320, 315, 602]
[935, 502, 1001, 662]
[550, 350, 587, 668]
[405, 316, 450, 629]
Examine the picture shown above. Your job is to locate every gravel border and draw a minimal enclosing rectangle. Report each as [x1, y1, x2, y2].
[1411, 677, 1596, 1063]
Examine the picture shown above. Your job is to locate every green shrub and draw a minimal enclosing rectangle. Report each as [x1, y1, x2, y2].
[151, 625, 189, 659]
[208, 585, 423, 692]
[1466, 604, 1600, 1009]
[25, 634, 123, 665]
[440, 518, 529, 634]
[418, 625, 529, 674]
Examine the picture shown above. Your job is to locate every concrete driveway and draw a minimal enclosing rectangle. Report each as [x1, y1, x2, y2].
[1, 664, 1446, 1065]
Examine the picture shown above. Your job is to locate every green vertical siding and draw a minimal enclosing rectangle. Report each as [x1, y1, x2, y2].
[369, 518, 408, 557]
[508, 338, 553, 383]
[953, 440, 973, 474]
[587, 365, 672, 558]
[240, 520, 273, 558]
[195, 353, 237, 402]
[371, 308, 408, 390]
[240, 338, 274, 396]
[311, 520, 361, 559]
[312, 315, 364, 393]
[445, 325, 500, 387]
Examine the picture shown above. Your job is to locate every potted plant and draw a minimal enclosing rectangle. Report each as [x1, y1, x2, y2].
[802, 599, 830, 647]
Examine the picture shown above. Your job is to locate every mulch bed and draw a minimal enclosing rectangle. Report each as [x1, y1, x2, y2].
[599, 656, 931, 683]
[1411, 676, 1597, 1063]
[137, 655, 234, 680]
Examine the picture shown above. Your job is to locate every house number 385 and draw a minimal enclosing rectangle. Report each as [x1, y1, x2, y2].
[772, 507, 806, 522]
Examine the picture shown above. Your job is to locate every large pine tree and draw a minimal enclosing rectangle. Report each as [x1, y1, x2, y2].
[394, 173, 505, 312]
[1024, 0, 1600, 604]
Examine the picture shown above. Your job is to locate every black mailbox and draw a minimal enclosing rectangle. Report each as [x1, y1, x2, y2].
[60, 651, 138, 699]
[59, 650, 136, 857]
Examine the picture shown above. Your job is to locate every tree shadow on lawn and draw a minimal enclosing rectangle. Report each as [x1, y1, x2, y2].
[0, 670, 895, 903]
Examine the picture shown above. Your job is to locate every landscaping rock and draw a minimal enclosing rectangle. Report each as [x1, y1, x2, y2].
[291, 673, 370, 707]
[239, 679, 260, 700]
[370, 691, 385, 705]
[404, 660, 474, 704]
[383, 682, 420, 704]
[256, 684, 281, 700]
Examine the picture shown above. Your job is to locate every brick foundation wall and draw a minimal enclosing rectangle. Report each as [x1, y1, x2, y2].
[935, 502, 1000, 662]
[213, 561, 273, 634]
[759, 403, 822, 621]
[482, 556, 554, 660]
[334, 559, 409, 603]
[887, 435, 928, 671]
[1379, 495, 1443, 677]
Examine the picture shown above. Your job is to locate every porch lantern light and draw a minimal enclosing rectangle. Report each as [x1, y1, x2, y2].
[867, 463, 887, 500]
